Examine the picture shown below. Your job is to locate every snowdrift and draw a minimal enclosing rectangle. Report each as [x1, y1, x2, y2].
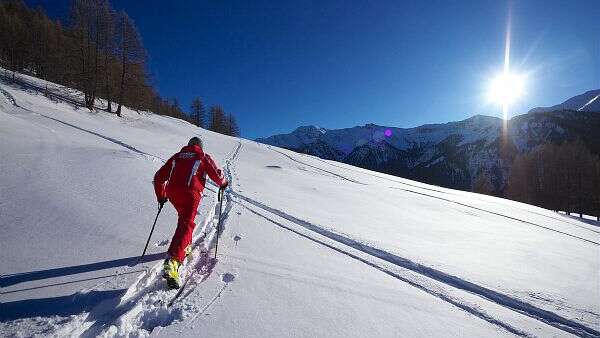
[1, 71, 598, 337]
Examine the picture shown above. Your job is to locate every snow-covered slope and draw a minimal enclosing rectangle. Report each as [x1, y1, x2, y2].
[1, 73, 599, 337]
[529, 89, 600, 113]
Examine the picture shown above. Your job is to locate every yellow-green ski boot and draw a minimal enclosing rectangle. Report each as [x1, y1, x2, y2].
[184, 245, 193, 259]
[162, 258, 181, 289]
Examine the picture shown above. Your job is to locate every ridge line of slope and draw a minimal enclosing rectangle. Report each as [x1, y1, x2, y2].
[232, 192, 599, 338]
[290, 140, 600, 235]
[266, 145, 367, 185]
[1, 90, 165, 163]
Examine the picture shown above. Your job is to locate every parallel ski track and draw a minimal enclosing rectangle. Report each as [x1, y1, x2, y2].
[5, 80, 596, 336]
[237, 201, 531, 337]
[266, 145, 599, 243]
[388, 187, 599, 245]
[232, 191, 599, 338]
[168, 141, 242, 307]
[54, 141, 242, 337]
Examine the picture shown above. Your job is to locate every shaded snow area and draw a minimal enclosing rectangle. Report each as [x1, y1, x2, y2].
[529, 89, 600, 114]
[1, 73, 599, 337]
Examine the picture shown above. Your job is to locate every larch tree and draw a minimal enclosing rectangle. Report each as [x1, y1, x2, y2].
[190, 97, 206, 128]
[114, 10, 146, 117]
[209, 105, 226, 134]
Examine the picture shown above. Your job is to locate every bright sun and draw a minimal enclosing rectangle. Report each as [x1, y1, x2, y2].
[488, 72, 525, 107]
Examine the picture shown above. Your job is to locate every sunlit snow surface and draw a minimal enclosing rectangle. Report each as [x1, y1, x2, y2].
[0, 71, 598, 337]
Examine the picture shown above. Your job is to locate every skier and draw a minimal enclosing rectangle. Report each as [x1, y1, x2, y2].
[153, 136, 228, 288]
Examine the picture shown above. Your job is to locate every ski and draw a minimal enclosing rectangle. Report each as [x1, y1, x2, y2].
[167, 249, 217, 307]
[164, 187, 226, 304]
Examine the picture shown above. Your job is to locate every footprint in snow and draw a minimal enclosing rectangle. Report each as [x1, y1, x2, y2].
[233, 235, 242, 246]
[221, 273, 235, 283]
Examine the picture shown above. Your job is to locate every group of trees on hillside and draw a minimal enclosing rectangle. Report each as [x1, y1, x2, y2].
[505, 141, 600, 220]
[190, 97, 239, 136]
[0, 0, 240, 136]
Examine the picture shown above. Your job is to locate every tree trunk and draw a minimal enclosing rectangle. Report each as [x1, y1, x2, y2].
[87, 14, 101, 112]
[116, 17, 127, 118]
[104, 55, 112, 113]
[116, 65, 125, 117]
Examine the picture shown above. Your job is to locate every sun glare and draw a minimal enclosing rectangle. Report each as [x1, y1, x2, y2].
[488, 73, 525, 106]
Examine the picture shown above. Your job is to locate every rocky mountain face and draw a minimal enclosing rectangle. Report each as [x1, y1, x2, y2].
[256, 91, 600, 194]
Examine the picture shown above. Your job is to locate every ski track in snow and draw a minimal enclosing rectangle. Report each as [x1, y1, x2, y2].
[37, 141, 243, 337]
[3, 79, 597, 337]
[231, 188, 599, 337]
[33, 112, 165, 163]
[264, 141, 598, 245]
[266, 145, 367, 185]
[36, 138, 596, 337]
[300, 147, 600, 235]
[1, 86, 165, 164]
[236, 202, 532, 337]
[387, 187, 600, 245]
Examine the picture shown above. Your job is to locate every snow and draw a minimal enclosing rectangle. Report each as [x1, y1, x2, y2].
[1, 71, 599, 337]
[258, 115, 502, 158]
[578, 94, 600, 112]
[529, 89, 600, 113]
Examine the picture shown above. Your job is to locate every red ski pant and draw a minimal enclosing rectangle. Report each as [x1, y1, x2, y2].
[167, 189, 201, 262]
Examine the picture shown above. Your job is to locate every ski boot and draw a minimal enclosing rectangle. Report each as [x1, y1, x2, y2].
[162, 258, 181, 289]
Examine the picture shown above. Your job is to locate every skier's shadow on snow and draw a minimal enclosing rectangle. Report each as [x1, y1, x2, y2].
[0, 253, 164, 288]
[0, 289, 126, 322]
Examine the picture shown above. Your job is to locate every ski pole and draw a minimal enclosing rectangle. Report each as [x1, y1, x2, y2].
[214, 188, 225, 259]
[140, 202, 164, 261]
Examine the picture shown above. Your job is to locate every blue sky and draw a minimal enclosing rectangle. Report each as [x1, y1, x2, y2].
[28, 1, 600, 138]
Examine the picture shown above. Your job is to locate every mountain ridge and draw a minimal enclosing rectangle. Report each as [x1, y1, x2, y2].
[257, 90, 600, 193]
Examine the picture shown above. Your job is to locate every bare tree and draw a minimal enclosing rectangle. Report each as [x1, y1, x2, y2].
[209, 105, 226, 133]
[0, 1, 195, 123]
[99, 4, 116, 112]
[114, 10, 146, 117]
[70, 0, 113, 110]
[190, 97, 206, 128]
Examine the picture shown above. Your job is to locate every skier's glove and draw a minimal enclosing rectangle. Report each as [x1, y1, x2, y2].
[158, 197, 168, 207]
[220, 178, 229, 189]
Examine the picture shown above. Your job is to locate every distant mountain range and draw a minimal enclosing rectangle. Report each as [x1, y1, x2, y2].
[256, 89, 600, 193]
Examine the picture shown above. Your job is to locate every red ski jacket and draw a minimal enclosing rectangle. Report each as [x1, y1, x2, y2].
[154, 145, 227, 200]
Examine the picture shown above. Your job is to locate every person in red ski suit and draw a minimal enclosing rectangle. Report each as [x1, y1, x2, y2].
[153, 137, 228, 264]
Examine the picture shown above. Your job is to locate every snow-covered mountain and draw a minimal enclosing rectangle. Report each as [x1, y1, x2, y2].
[1, 71, 599, 337]
[257, 93, 600, 192]
[529, 89, 600, 113]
